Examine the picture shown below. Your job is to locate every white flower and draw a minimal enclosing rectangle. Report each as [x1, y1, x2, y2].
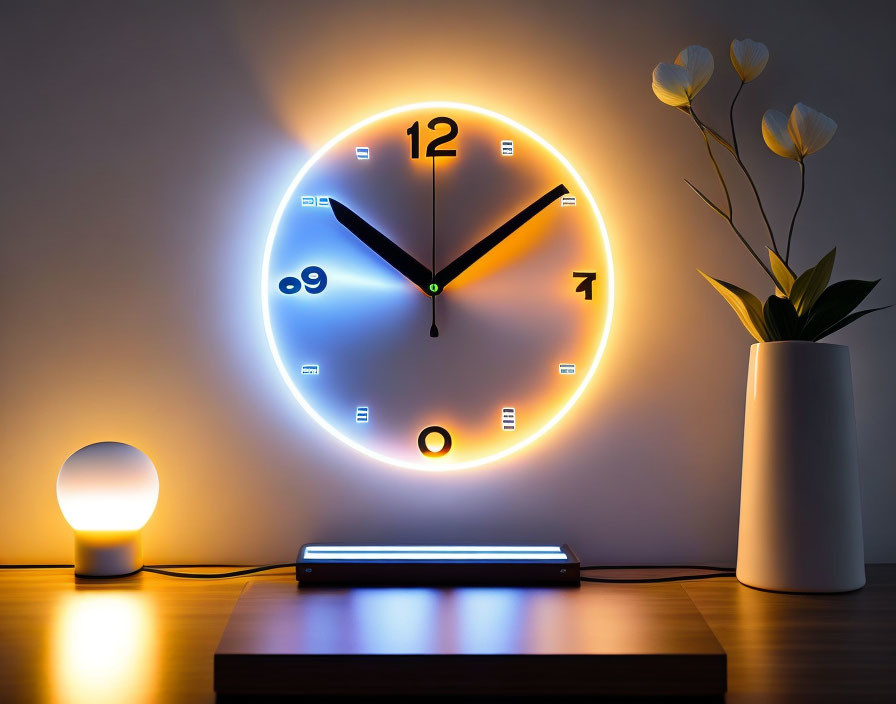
[730, 39, 769, 82]
[676, 45, 714, 95]
[762, 103, 837, 160]
[652, 45, 714, 107]
[761, 109, 797, 158]
[789, 103, 838, 156]
[652, 63, 692, 106]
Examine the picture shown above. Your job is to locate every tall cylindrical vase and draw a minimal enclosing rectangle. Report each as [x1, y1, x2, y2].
[737, 341, 865, 593]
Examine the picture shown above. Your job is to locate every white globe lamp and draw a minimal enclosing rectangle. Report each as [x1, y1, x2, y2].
[56, 442, 159, 577]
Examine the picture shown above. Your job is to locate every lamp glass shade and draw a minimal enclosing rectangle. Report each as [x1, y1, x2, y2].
[57, 442, 158, 531]
[57, 442, 159, 576]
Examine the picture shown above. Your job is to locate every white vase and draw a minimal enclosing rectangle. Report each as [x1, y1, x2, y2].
[737, 341, 865, 593]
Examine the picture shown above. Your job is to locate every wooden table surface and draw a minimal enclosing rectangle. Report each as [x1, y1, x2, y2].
[215, 580, 726, 698]
[1, 564, 894, 703]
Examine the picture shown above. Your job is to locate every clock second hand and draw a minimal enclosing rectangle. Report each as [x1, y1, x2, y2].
[430, 155, 439, 338]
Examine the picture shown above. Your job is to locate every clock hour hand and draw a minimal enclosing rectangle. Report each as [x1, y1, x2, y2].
[329, 198, 432, 294]
[433, 184, 569, 290]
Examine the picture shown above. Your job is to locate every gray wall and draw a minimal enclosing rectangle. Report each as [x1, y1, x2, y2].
[1, 0, 893, 564]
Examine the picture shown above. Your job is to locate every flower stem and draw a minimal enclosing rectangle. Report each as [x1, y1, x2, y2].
[734, 151, 779, 256]
[785, 160, 806, 264]
[694, 106, 780, 255]
[686, 107, 778, 288]
[723, 215, 777, 284]
[690, 112, 732, 218]
[688, 181, 778, 285]
[729, 80, 744, 157]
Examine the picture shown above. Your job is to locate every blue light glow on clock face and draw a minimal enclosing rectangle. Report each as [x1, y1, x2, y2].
[263, 102, 613, 471]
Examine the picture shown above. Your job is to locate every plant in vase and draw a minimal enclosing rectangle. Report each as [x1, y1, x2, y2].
[652, 40, 889, 593]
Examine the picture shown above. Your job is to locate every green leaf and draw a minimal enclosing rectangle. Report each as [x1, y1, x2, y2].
[768, 248, 795, 297]
[763, 295, 801, 340]
[801, 279, 880, 340]
[790, 248, 836, 316]
[698, 271, 769, 342]
[813, 305, 893, 341]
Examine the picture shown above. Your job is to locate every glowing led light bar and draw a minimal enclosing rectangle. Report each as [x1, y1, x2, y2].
[297, 543, 580, 585]
[302, 545, 569, 561]
[304, 551, 568, 561]
[304, 545, 565, 554]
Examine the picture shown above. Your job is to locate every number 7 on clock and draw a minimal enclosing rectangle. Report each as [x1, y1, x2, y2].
[572, 271, 597, 300]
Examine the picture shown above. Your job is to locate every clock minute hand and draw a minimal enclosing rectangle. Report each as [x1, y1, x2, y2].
[329, 198, 432, 294]
[434, 184, 569, 290]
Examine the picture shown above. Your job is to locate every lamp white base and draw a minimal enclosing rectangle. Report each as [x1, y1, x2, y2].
[74, 530, 143, 577]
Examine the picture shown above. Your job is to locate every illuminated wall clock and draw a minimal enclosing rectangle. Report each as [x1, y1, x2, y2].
[263, 102, 613, 471]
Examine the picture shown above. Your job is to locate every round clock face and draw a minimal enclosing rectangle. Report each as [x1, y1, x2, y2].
[263, 103, 613, 471]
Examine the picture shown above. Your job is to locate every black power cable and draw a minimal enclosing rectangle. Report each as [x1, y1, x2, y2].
[580, 564, 735, 584]
[582, 572, 734, 583]
[2, 563, 736, 583]
[581, 564, 734, 572]
[141, 564, 295, 579]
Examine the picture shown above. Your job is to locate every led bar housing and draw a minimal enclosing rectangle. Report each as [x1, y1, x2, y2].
[296, 544, 580, 586]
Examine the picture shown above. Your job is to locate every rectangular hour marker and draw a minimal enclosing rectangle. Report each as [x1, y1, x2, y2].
[561, 195, 577, 207]
[301, 364, 319, 375]
[502, 407, 516, 431]
[500, 139, 514, 156]
[301, 195, 316, 207]
[355, 146, 370, 159]
[356, 406, 369, 423]
[559, 363, 576, 375]
[316, 196, 330, 207]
